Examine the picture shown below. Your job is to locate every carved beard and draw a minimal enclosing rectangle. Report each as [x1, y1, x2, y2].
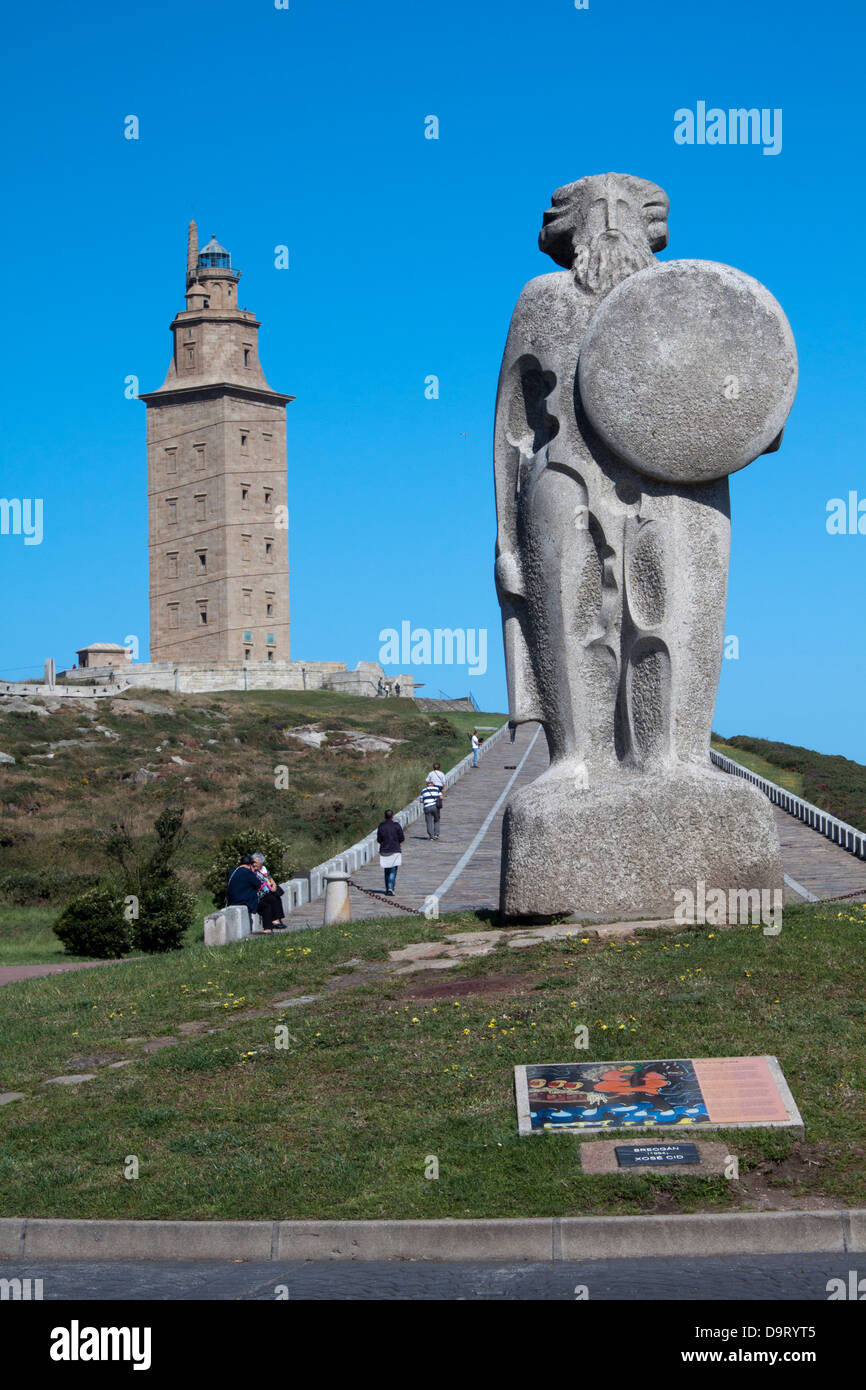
[571, 230, 655, 295]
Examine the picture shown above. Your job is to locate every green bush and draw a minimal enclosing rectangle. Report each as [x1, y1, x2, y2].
[203, 827, 292, 909]
[53, 887, 133, 959]
[134, 878, 196, 954]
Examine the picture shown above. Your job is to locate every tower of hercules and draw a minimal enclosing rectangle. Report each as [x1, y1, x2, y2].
[140, 223, 293, 663]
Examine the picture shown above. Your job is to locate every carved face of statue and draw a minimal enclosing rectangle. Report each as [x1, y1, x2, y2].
[539, 173, 669, 294]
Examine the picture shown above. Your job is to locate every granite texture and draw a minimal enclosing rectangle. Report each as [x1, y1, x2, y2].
[578, 259, 798, 484]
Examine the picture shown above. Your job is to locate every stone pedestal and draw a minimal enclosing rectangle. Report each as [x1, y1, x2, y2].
[323, 873, 352, 925]
[500, 761, 783, 921]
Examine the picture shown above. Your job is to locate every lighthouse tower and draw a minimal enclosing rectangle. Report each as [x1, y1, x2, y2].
[140, 222, 293, 663]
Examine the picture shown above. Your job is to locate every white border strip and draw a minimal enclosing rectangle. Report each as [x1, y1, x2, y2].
[783, 872, 820, 903]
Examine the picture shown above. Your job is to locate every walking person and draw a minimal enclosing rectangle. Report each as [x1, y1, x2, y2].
[471, 731, 480, 767]
[377, 809, 404, 895]
[427, 762, 446, 832]
[427, 762, 446, 793]
[508, 720, 517, 744]
[421, 778, 442, 839]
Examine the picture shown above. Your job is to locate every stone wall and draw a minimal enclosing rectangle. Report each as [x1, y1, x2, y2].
[77, 660, 416, 697]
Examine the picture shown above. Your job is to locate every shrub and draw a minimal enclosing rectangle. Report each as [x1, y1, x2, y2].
[134, 878, 196, 953]
[203, 827, 292, 909]
[53, 887, 132, 959]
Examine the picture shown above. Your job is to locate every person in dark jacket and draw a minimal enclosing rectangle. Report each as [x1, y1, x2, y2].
[225, 855, 261, 928]
[376, 809, 404, 895]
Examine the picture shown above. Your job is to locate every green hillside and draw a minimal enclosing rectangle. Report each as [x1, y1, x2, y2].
[0, 689, 504, 963]
[712, 734, 866, 831]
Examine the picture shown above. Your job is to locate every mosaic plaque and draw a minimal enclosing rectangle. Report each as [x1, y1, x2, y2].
[514, 1056, 802, 1136]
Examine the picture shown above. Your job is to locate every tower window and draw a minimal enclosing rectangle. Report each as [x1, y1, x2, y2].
[241, 433, 247, 447]
[264, 489, 272, 505]
[194, 494, 206, 521]
[186, 347, 195, 366]
[244, 648, 251, 661]
[166, 498, 178, 524]
[267, 650, 274, 663]
[168, 603, 179, 629]
[165, 448, 177, 475]
[196, 550, 207, 571]
[203, 298, 210, 308]
[241, 533, 251, 561]
[166, 551, 179, 578]
[242, 588, 252, 616]
[266, 601, 273, 617]
[264, 538, 273, 559]
[194, 444, 206, 470]
[198, 603, 208, 625]
[243, 348, 250, 366]
[241, 486, 249, 506]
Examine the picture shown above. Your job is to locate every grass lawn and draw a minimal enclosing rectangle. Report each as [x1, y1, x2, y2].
[0, 899, 864, 1220]
[711, 741, 804, 795]
[0, 907, 89, 967]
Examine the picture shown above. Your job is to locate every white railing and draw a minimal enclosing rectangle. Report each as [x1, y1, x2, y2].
[278, 722, 510, 908]
[711, 749, 866, 860]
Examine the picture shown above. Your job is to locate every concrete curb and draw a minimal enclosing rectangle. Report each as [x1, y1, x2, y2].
[1, 1211, 864, 1263]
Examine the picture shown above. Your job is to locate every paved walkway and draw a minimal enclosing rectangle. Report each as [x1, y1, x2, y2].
[285, 722, 549, 925]
[774, 807, 866, 902]
[0, 957, 132, 988]
[284, 728, 866, 926]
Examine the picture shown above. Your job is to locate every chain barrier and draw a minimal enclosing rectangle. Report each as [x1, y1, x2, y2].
[348, 878, 424, 916]
[811, 886, 866, 905]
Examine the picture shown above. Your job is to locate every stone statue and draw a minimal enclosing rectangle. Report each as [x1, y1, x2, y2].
[494, 173, 797, 920]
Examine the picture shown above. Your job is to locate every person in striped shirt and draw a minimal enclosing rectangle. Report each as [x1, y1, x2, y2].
[421, 778, 442, 839]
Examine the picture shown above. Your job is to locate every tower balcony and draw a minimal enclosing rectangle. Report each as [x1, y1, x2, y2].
[195, 258, 240, 280]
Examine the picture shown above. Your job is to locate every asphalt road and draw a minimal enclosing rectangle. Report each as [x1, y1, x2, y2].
[1, 1253, 860, 1300]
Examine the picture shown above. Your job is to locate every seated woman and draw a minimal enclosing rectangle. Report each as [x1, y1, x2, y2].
[251, 852, 286, 932]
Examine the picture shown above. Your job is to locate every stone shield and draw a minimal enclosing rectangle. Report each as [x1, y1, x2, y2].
[577, 259, 798, 485]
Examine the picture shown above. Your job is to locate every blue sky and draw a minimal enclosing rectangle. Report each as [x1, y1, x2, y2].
[1, 0, 864, 759]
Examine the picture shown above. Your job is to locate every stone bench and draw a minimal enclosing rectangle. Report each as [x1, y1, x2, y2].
[203, 906, 260, 946]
